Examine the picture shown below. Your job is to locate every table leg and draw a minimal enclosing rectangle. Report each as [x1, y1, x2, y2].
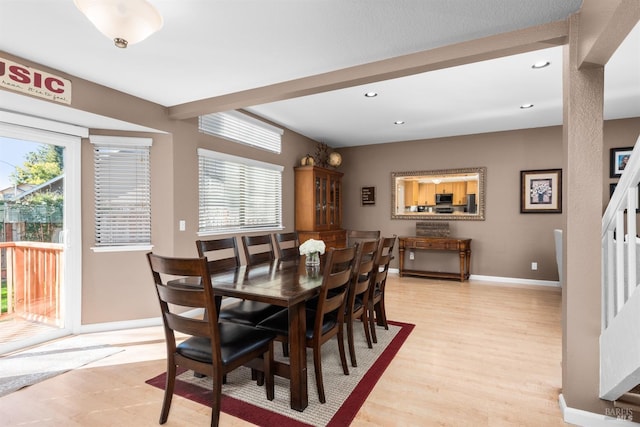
[288, 301, 308, 411]
[398, 246, 405, 276]
[459, 250, 465, 281]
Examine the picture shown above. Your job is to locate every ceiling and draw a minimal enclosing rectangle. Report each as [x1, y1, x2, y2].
[1, 0, 639, 148]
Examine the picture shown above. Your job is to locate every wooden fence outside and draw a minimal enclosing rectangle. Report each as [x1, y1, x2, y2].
[0, 241, 64, 326]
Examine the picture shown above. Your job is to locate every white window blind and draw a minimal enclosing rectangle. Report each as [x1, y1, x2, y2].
[198, 148, 283, 233]
[199, 110, 283, 153]
[91, 136, 152, 249]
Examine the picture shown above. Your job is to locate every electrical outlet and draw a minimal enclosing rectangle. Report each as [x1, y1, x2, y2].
[409, 251, 415, 260]
[531, 262, 538, 271]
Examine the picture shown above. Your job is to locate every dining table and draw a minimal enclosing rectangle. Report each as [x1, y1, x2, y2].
[171, 257, 323, 412]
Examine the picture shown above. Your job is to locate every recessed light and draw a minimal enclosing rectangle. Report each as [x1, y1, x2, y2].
[364, 92, 378, 98]
[394, 120, 405, 125]
[532, 61, 550, 69]
[520, 104, 534, 109]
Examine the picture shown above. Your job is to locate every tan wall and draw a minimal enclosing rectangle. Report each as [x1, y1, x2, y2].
[341, 126, 566, 281]
[341, 119, 640, 282]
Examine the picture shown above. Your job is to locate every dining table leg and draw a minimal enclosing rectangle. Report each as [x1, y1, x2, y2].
[288, 300, 308, 411]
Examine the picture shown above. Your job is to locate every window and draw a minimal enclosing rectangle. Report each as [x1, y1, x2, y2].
[199, 110, 283, 153]
[198, 148, 283, 234]
[91, 136, 152, 251]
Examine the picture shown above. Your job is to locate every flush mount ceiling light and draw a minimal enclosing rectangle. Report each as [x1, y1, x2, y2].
[74, 0, 163, 48]
[364, 92, 378, 98]
[394, 120, 405, 125]
[520, 103, 534, 109]
[532, 61, 551, 69]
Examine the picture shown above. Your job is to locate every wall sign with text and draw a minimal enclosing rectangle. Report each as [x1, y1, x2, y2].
[1, 57, 72, 104]
[361, 186, 376, 206]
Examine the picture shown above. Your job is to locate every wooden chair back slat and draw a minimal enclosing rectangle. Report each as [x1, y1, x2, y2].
[242, 234, 276, 266]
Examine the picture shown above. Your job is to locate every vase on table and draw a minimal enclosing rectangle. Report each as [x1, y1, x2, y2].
[305, 251, 320, 268]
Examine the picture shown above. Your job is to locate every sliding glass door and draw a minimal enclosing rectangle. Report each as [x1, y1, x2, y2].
[0, 125, 81, 354]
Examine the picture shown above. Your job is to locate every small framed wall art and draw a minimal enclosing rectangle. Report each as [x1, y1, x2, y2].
[610, 146, 634, 178]
[361, 186, 376, 206]
[520, 169, 562, 213]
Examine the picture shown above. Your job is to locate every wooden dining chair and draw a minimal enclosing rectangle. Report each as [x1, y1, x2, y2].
[346, 229, 380, 247]
[196, 238, 283, 327]
[274, 232, 300, 260]
[256, 245, 358, 403]
[368, 236, 396, 343]
[146, 253, 275, 427]
[196, 237, 241, 273]
[345, 239, 379, 367]
[241, 234, 276, 266]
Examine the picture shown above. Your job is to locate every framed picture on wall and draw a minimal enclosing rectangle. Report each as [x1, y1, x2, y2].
[520, 169, 562, 213]
[361, 186, 376, 206]
[610, 146, 634, 178]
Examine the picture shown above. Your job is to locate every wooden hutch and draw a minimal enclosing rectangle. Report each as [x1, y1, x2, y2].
[294, 165, 346, 248]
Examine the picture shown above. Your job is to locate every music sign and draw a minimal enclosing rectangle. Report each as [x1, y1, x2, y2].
[1, 57, 72, 104]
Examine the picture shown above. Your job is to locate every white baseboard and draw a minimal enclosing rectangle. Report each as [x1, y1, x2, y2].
[77, 307, 213, 335]
[470, 274, 560, 288]
[559, 394, 637, 426]
[77, 316, 162, 334]
[388, 268, 561, 288]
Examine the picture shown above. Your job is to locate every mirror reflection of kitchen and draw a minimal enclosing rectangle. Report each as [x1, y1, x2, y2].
[392, 167, 485, 219]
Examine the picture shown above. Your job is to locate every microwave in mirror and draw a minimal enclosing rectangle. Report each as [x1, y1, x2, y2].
[436, 193, 453, 204]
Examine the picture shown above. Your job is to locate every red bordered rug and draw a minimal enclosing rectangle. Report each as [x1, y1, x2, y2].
[146, 320, 414, 426]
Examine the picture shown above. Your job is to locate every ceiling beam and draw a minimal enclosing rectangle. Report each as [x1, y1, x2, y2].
[168, 20, 569, 120]
[578, 0, 640, 68]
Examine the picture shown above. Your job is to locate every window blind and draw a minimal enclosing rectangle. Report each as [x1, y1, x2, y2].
[198, 148, 283, 233]
[91, 136, 152, 248]
[199, 110, 283, 153]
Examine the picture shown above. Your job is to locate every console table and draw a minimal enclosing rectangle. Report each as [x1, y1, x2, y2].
[398, 236, 472, 281]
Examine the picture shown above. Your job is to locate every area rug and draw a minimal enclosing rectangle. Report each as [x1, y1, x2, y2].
[146, 320, 414, 427]
[0, 335, 123, 397]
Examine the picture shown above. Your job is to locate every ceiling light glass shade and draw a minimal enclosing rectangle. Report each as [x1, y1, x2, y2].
[74, 0, 163, 48]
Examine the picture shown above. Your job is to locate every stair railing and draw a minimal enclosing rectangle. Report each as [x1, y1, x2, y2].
[601, 134, 640, 399]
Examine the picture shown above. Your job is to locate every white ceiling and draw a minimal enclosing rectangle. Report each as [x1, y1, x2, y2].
[1, 0, 639, 148]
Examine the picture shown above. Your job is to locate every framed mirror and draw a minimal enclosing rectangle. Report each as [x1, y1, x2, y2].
[391, 167, 486, 220]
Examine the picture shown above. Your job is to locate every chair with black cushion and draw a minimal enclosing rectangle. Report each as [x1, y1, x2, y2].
[196, 238, 284, 327]
[368, 236, 396, 343]
[345, 239, 379, 367]
[274, 232, 300, 261]
[346, 229, 380, 248]
[242, 234, 276, 266]
[257, 245, 358, 403]
[146, 253, 275, 427]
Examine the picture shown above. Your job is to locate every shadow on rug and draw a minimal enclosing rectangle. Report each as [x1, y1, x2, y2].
[147, 320, 414, 427]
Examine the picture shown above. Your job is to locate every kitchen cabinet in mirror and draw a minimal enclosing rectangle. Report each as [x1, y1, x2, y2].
[391, 167, 486, 220]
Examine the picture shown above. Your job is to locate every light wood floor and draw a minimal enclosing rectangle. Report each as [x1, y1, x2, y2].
[0, 275, 567, 426]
